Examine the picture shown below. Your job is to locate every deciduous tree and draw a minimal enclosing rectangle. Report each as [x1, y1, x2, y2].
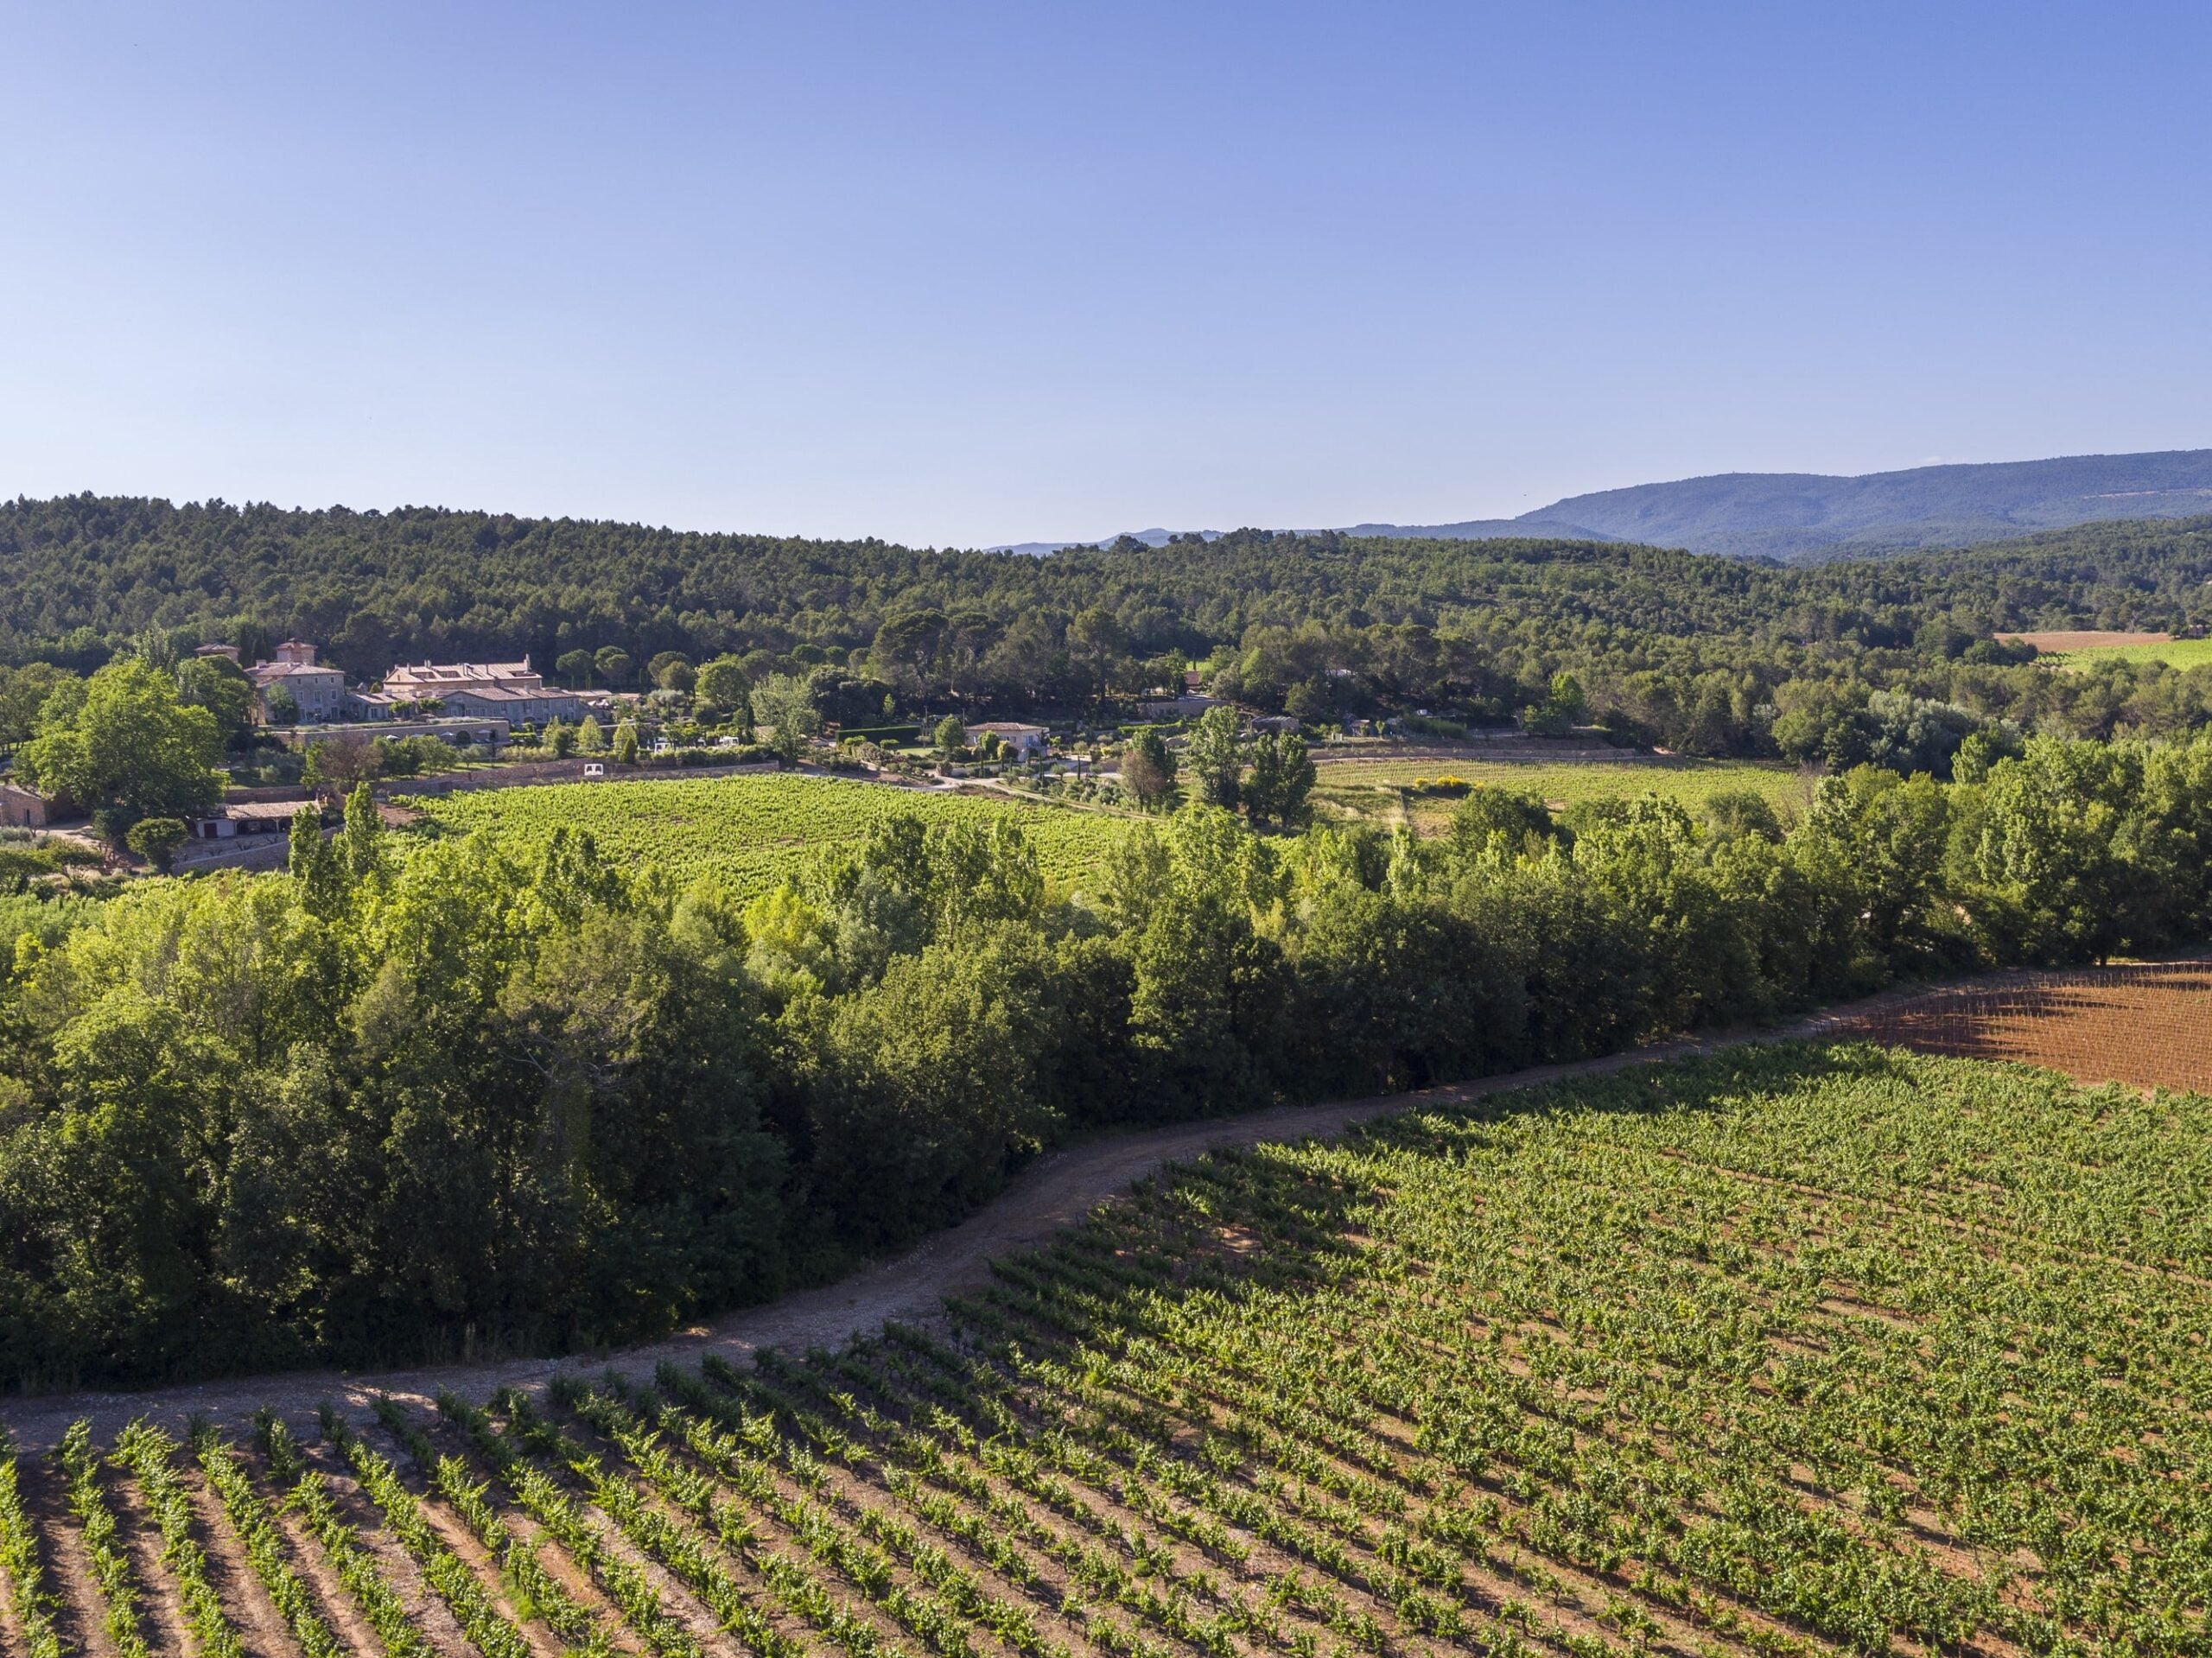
[1184, 706, 1242, 810]
[124, 815, 188, 873]
[694, 657, 750, 715]
[17, 658, 221, 837]
[305, 732, 380, 795]
[175, 655, 255, 748]
[1243, 732, 1314, 829]
[1121, 728, 1178, 810]
[753, 674, 821, 765]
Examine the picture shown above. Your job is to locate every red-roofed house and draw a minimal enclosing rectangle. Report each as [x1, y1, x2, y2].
[248, 640, 347, 722]
[375, 658, 593, 724]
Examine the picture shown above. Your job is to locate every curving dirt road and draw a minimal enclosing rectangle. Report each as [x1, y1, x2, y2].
[0, 965, 2158, 1451]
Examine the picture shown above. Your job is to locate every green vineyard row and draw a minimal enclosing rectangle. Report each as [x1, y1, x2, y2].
[0, 1047, 2203, 1658]
[413, 773, 1135, 898]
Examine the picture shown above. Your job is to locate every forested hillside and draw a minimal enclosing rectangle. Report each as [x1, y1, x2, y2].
[0, 494, 1824, 675]
[9, 494, 2212, 759]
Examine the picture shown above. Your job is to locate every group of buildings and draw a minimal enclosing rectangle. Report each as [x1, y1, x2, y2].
[216, 640, 606, 730]
[167, 642, 613, 848]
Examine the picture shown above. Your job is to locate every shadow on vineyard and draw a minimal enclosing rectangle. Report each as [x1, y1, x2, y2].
[3, 1041, 2207, 1655]
[1830, 957, 2212, 1094]
[956, 1041, 1875, 1341]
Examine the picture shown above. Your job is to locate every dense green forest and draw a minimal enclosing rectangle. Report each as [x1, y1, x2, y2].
[3, 727, 2209, 1387]
[8, 495, 2212, 762]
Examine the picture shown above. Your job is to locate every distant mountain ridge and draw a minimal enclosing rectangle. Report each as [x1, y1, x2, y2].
[1035, 448, 2212, 562]
[1372, 449, 2212, 561]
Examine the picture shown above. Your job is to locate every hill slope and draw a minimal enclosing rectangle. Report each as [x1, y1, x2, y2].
[1356, 448, 2212, 559]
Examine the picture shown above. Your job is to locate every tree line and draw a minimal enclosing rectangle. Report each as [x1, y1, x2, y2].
[3, 727, 2209, 1387]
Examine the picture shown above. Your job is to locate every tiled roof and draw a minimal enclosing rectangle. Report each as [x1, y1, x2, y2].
[385, 661, 537, 684]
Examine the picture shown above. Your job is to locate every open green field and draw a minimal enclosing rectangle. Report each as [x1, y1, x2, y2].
[1313, 754, 1815, 827]
[412, 772, 1134, 896]
[408, 763, 1811, 895]
[6, 1045, 2203, 1658]
[2050, 636, 2212, 670]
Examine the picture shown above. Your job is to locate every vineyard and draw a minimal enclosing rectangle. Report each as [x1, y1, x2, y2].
[1310, 758, 1813, 830]
[2059, 638, 2212, 670]
[3, 1043, 2205, 1657]
[410, 774, 1136, 897]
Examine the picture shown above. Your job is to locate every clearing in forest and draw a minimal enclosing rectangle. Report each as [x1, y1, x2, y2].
[2041, 637, 2212, 671]
[1313, 755, 1813, 829]
[3, 1044, 2202, 1658]
[410, 771, 1136, 896]
[1996, 629, 2212, 670]
[1996, 629, 2173, 652]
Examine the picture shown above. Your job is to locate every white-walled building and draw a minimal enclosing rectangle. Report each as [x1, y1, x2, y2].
[967, 721, 1051, 759]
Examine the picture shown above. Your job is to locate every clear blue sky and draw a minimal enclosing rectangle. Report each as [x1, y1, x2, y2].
[4, 2, 2207, 547]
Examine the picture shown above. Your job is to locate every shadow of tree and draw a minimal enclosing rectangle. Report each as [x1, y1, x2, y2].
[939, 1040, 1891, 1351]
[1829, 962, 2212, 1091]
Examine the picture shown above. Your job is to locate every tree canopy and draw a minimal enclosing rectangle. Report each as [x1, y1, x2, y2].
[16, 657, 220, 835]
[8, 496, 2212, 759]
[2, 725, 2211, 1385]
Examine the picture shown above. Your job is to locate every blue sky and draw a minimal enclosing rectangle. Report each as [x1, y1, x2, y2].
[3, 2, 2207, 546]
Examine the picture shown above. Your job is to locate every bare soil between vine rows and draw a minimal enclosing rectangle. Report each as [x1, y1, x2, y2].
[1822, 956, 2212, 1095]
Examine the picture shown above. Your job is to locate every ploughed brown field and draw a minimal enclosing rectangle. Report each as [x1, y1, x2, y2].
[1827, 956, 2212, 1094]
[1993, 629, 2171, 651]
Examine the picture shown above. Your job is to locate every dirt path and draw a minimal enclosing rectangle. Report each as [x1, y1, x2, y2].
[4, 956, 2201, 1452]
